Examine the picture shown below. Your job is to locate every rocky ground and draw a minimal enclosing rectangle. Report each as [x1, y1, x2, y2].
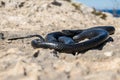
[0, 0, 120, 80]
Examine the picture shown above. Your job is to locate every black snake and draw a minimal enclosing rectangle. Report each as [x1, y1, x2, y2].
[31, 26, 115, 53]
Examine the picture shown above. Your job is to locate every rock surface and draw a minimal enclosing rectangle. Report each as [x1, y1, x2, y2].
[0, 0, 120, 80]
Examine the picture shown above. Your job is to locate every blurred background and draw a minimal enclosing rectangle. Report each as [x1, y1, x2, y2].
[75, 0, 120, 17]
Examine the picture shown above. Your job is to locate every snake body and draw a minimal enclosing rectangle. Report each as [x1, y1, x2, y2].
[31, 26, 115, 53]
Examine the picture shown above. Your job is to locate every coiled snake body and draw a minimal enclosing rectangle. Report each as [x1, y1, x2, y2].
[31, 26, 115, 53]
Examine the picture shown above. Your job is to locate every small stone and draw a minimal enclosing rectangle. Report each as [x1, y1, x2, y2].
[0, 1, 5, 7]
[5, 40, 12, 43]
[104, 51, 114, 57]
[33, 50, 39, 58]
[0, 33, 4, 40]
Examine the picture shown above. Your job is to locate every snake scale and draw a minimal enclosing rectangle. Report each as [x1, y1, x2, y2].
[31, 26, 115, 53]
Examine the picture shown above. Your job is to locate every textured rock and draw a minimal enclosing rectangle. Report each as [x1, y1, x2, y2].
[0, 0, 120, 80]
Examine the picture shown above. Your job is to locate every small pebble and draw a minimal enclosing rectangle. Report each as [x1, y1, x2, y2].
[33, 50, 39, 58]
[0, 33, 4, 40]
[104, 51, 114, 57]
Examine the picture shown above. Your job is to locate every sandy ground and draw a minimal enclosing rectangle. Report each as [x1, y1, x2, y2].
[0, 0, 120, 80]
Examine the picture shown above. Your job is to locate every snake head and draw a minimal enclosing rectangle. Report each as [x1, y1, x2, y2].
[31, 39, 44, 48]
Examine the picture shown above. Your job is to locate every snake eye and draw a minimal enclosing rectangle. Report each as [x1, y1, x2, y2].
[34, 39, 43, 43]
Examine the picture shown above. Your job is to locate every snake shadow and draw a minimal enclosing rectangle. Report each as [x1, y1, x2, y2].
[77, 37, 114, 55]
